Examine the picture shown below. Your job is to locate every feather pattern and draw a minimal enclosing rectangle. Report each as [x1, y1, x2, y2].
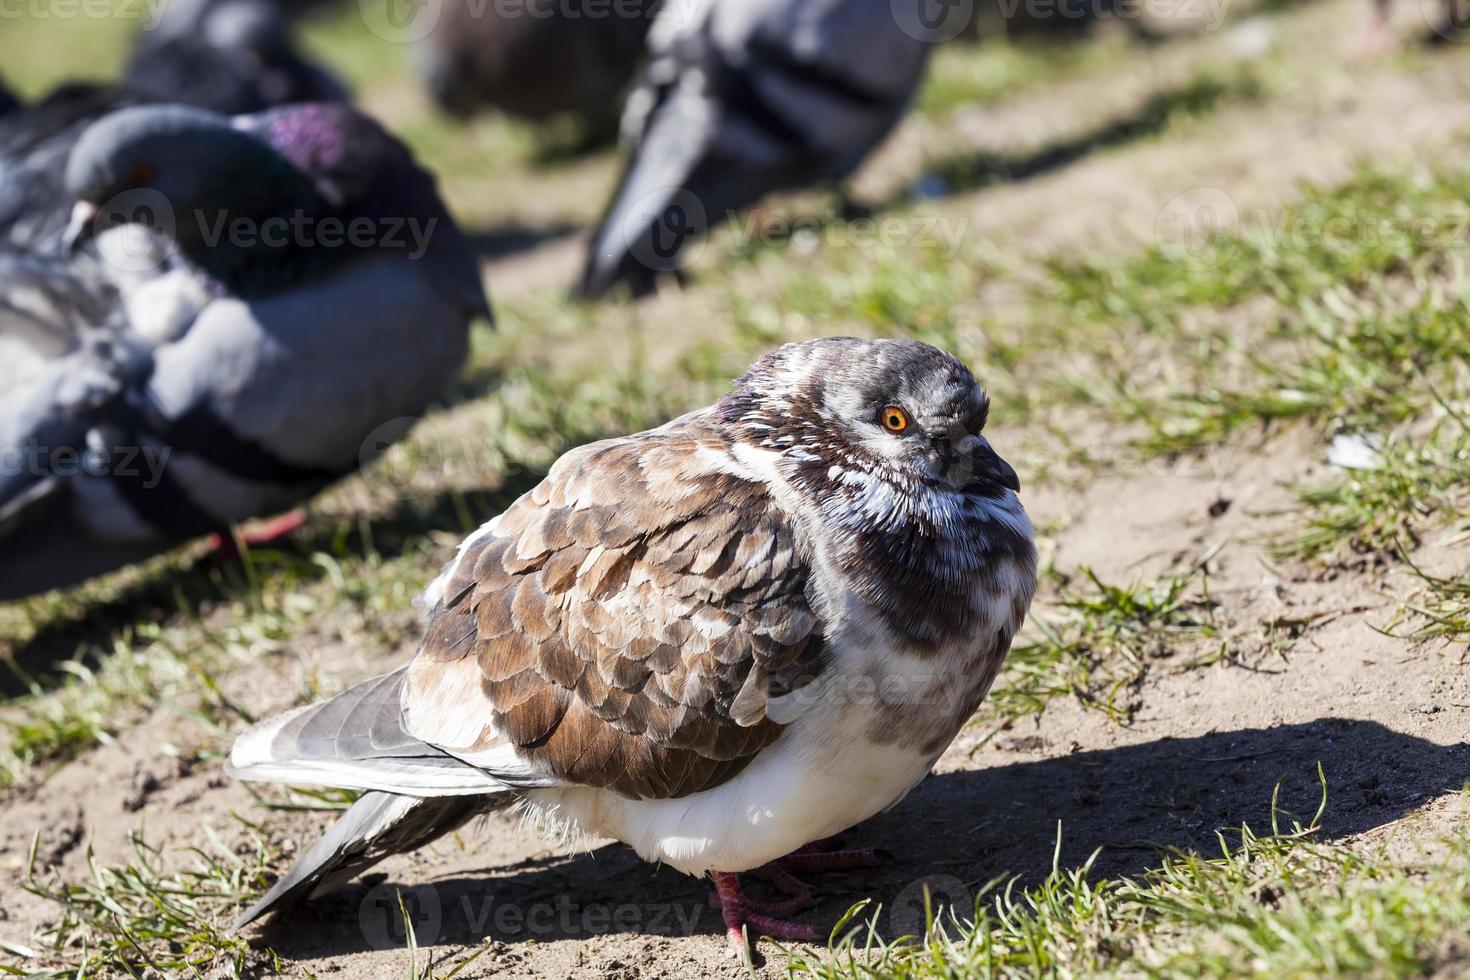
[404, 413, 827, 800]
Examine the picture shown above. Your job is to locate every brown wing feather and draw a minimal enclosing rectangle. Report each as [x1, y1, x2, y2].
[404, 413, 826, 801]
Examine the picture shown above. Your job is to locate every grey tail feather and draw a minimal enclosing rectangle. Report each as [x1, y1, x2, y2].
[574, 82, 712, 302]
[235, 790, 502, 930]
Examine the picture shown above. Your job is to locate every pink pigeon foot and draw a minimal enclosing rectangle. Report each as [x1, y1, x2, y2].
[710, 837, 890, 957]
[206, 509, 310, 565]
[710, 871, 819, 957]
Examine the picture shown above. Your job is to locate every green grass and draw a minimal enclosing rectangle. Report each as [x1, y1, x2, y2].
[983, 549, 1224, 726]
[10, 829, 280, 978]
[917, 36, 1134, 117]
[0, 529, 441, 788]
[1286, 429, 1470, 561]
[1389, 555, 1470, 644]
[790, 789, 1470, 979]
[1015, 166, 1470, 560]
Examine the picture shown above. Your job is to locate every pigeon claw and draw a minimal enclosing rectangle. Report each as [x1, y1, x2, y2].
[710, 871, 819, 958]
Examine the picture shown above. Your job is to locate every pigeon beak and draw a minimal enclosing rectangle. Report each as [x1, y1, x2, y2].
[63, 201, 100, 255]
[977, 437, 1021, 493]
[955, 434, 1020, 493]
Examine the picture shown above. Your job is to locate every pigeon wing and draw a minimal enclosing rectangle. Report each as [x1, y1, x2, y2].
[405, 409, 828, 801]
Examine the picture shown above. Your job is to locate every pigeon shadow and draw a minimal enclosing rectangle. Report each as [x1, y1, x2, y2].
[903, 71, 1255, 204]
[463, 221, 580, 262]
[253, 718, 1469, 960]
[0, 474, 537, 698]
[720, 72, 1255, 267]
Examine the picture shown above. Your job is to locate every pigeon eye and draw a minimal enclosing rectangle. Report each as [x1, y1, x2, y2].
[880, 406, 911, 434]
[128, 164, 155, 187]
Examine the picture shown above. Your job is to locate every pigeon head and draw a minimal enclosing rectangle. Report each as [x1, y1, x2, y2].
[719, 338, 1033, 649]
[64, 104, 318, 261]
[64, 102, 489, 316]
[719, 337, 1019, 495]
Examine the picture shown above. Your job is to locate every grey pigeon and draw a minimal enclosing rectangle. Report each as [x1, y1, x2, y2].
[226, 338, 1036, 955]
[0, 86, 139, 252]
[417, 0, 654, 124]
[0, 102, 489, 601]
[575, 0, 936, 300]
[124, 0, 346, 115]
[0, 0, 343, 253]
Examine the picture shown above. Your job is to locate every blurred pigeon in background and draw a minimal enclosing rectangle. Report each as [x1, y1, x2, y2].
[0, 102, 490, 601]
[417, 0, 654, 127]
[0, 85, 146, 251]
[0, 77, 17, 117]
[125, 0, 346, 113]
[575, 0, 936, 300]
[0, 0, 343, 252]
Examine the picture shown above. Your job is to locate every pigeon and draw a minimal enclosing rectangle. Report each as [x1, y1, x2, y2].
[226, 337, 1037, 954]
[0, 85, 147, 252]
[0, 101, 489, 601]
[0, 0, 342, 252]
[575, 0, 936, 300]
[124, 0, 346, 114]
[417, 0, 655, 124]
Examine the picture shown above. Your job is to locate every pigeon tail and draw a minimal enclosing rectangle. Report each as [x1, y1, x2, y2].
[234, 790, 495, 929]
[574, 77, 719, 301]
[229, 668, 520, 926]
[227, 668, 516, 796]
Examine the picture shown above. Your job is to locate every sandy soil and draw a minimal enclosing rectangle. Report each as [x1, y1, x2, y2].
[2, 2, 1469, 978]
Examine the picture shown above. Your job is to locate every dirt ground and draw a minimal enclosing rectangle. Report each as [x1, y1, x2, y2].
[2, 1, 1470, 977]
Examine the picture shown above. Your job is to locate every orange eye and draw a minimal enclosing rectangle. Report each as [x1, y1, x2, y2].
[129, 164, 155, 187]
[880, 406, 910, 433]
